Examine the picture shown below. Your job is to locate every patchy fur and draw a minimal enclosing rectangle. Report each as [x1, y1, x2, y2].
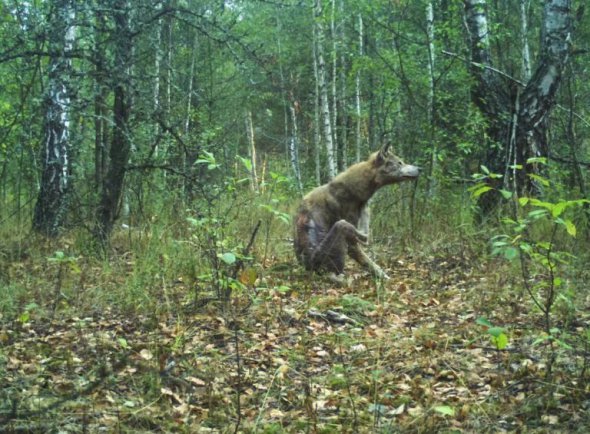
[294, 145, 419, 279]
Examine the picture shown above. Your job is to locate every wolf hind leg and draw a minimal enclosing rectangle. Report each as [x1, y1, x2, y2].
[310, 219, 365, 274]
[348, 244, 390, 279]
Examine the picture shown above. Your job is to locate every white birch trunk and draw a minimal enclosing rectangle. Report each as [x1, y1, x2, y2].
[355, 13, 363, 163]
[153, 4, 162, 157]
[520, 0, 532, 81]
[330, 0, 338, 169]
[289, 105, 303, 192]
[33, 0, 76, 236]
[314, 0, 336, 179]
[185, 31, 198, 135]
[338, 0, 347, 169]
[426, 2, 437, 196]
[312, 7, 322, 184]
[245, 111, 259, 192]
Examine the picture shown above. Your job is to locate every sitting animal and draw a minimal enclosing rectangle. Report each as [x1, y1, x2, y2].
[294, 144, 419, 280]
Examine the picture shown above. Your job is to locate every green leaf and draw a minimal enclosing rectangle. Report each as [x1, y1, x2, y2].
[563, 219, 576, 237]
[220, 252, 236, 265]
[237, 155, 253, 171]
[503, 247, 519, 261]
[499, 189, 513, 199]
[276, 285, 291, 293]
[470, 185, 492, 199]
[528, 173, 550, 187]
[18, 311, 30, 324]
[555, 339, 573, 350]
[491, 332, 508, 350]
[528, 209, 549, 220]
[476, 317, 493, 328]
[433, 405, 455, 416]
[518, 197, 530, 206]
[487, 326, 505, 338]
[526, 157, 547, 165]
[551, 202, 567, 218]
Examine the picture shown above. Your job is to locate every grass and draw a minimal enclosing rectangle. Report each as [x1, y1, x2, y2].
[1, 189, 589, 433]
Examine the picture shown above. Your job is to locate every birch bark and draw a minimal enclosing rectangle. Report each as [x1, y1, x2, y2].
[33, 0, 76, 236]
[314, 0, 336, 179]
[464, 0, 572, 200]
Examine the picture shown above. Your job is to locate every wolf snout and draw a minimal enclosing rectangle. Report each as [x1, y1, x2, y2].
[401, 164, 420, 178]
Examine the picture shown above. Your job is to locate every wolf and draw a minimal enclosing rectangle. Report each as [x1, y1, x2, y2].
[294, 144, 419, 280]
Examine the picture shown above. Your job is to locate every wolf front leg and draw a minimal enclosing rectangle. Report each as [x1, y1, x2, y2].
[310, 219, 368, 274]
[348, 243, 390, 280]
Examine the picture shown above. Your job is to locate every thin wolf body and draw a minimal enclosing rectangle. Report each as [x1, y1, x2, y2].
[294, 144, 419, 280]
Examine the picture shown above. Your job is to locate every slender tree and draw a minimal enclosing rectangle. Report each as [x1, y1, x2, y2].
[94, 6, 109, 189]
[32, 0, 76, 236]
[314, 0, 336, 179]
[426, 1, 437, 197]
[96, 0, 133, 242]
[289, 103, 303, 192]
[245, 111, 259, 192]
[355, 13, 363, 163]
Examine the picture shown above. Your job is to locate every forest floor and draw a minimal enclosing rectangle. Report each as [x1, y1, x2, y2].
[1, 238, 589, 433]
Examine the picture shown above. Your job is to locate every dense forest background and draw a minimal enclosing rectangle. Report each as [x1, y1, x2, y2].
[1, 0, 589, 432]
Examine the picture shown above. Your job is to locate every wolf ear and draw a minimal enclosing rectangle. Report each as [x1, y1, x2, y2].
[376, 142, 392, 164]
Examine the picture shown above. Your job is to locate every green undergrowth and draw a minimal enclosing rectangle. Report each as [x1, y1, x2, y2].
[1, 188, 590, 432]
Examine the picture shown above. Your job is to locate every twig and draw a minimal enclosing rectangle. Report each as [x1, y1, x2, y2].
[231, 219, 262, 279]
[442, 50, 525, 86]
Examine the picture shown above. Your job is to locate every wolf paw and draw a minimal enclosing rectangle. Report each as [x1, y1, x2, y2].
[328, 272, 350, 286]
[372, 267, 390, 280]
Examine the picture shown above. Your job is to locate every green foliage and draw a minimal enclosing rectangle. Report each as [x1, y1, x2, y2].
[476, 317, 509, 350]
[471, 162, 589, 379]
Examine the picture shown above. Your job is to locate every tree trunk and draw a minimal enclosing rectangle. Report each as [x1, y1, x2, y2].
[337, 0, 347, 169]
[96, 0, 132, 242]
[245, 111, 259, 192]
[32, 0, 76, 237]
[289, 104, 303, 192]
[517, 0, 572, 191]
[426, 2, 437, 197]
[330, 0, 339, 170]
[355, 13, 363, 163]
[464, 0, 573, 208]
[520, 0, 532, 81]
[94, 8, 109, 189]
[314, 0, 336, 179]
[153, 2, 162, 157]
[312, 7, 322, 185]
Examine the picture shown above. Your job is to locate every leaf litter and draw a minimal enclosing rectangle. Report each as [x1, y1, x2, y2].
[1, 249, 589, 433]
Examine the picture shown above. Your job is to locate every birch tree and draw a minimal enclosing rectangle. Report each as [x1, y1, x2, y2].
[289, 103, 303, 192]
[32, 0, 76, 236]
[314, 0, 336, 179]
[245, 111, 259, 192]
[355, 13, 363, 163]
[464, 0, 573, 205]
[426, 1, 437, 197]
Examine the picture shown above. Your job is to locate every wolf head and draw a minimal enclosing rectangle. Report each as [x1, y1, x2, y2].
[372, 143, 420, 186]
